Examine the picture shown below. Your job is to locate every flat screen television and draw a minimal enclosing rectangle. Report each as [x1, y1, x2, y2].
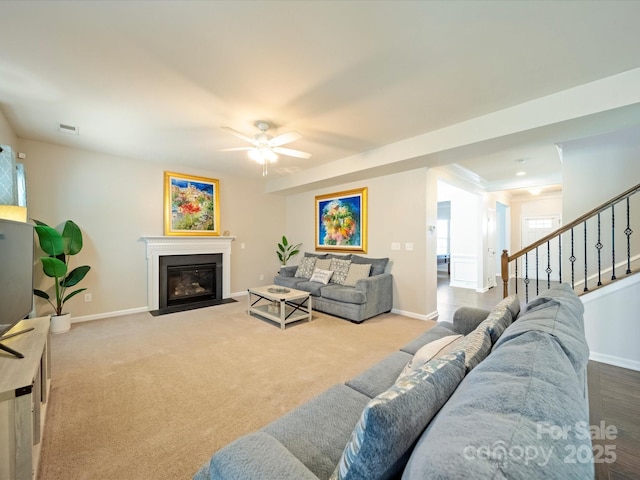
[0, 218, 35, 358]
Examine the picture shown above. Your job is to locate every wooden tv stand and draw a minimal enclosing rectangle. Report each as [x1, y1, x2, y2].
[0, 317, 51, 480]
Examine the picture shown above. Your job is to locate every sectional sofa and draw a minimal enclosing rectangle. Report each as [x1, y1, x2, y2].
[194, 284, 593, 479]
[273, 252, 393, 323]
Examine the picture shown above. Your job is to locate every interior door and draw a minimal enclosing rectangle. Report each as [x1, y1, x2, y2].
[487, 209, 497, 288]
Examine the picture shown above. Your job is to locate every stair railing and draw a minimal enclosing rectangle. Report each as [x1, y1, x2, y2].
[501, 182, 640, 301]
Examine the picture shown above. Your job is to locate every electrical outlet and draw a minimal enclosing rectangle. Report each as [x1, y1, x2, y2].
[405, 242, 414, 251]
[84, 293, 92, 303]
[259, 274, 264, 281]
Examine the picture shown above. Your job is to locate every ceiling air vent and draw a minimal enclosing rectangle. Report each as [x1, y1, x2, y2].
[58, 123, 79, 135]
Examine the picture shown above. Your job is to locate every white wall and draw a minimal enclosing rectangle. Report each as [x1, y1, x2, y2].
[562, 126, 640, 219]
[0, 110, 17, 148]
[19, 139, 285, 320]
[562, 127, 640, 369]
[582, 275, 640, 371]
[285, 168, 435, 319]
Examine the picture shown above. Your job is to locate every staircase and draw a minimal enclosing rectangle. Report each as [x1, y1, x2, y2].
[501, 182, 640, 302]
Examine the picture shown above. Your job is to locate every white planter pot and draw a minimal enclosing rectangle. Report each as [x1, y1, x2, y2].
[51, 313, 71, 334]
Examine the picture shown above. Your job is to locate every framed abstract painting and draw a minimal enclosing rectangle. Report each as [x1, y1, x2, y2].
[164, 171, 220, 236]
[315, 187, 367, 253]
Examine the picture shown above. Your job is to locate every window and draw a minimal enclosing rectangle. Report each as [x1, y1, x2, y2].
[437, 219, 449, 255]
[0, 145, 15, 204]
[527, 218, 553, 229]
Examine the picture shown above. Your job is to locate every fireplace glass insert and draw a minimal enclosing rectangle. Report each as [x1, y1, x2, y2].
[159, 253, 223, 309]
[167, 263, 215, 306]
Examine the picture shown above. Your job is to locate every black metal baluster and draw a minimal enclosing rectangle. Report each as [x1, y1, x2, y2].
[536, 247, 540, 296]
[570, 228, 576, 290]
[546, 240, 552, 290]
[583, 221, 589, 292]
[524, 252, 530, 303]
[611, 204, 616, 281]
[558, 234, 562, 284]
[596, 212, 603, 286]
[515, 258, 518, 295]
[626, 197, 633, 274]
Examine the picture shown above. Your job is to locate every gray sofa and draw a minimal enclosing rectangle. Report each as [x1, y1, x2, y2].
[194, 284, 593, 479]
[273, 253, 393, 323]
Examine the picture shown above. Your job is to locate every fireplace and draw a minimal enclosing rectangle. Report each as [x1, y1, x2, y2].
[143, 236, 234, 312]
[159, 254, 222, 309]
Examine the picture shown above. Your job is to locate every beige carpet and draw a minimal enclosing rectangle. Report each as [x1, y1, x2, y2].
[38, 298, 434, 480]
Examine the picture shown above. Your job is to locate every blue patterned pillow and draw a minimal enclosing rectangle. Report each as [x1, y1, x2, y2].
[331, 351, 466, 480]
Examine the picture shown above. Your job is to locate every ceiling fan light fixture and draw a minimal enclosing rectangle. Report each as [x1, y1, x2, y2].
[248, 148, 264, 163]
[263, 148, 278, 162]
[221, 121, 310, 175]
[248, 147, 278, 164]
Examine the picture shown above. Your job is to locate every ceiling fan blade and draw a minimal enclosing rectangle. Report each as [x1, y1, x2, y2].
[273, 147, 312, 159]
[220, 147, 252, 152]
[220, 126, 256, 144]
[269, 131, 302, 147]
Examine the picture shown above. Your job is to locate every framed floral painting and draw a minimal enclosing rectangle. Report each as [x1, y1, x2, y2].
[315, 187, 367, 252]
[164, 171, 220, 236]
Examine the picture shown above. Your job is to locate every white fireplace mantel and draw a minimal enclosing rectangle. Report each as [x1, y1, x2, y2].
[142, 236, 235, 310]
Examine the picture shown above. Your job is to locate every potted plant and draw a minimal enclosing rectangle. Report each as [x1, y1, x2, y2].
[33, 219, 91, 333]
[277, 235, 301, 266]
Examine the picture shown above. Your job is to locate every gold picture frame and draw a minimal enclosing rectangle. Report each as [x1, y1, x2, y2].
[315, 187, 367, 253]
[164, 171, 220, 236]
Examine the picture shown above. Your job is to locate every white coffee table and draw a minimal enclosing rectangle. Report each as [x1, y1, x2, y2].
[247, 285, 312, 330]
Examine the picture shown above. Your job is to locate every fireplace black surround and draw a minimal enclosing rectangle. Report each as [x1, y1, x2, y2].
[153, 253, 232, 315]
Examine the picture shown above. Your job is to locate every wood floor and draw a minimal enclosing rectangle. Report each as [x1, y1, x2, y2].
[436, 271, 640, 479]
[588, 361, 640, 479]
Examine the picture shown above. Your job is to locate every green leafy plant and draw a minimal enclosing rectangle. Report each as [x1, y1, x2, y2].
[33, 219, 91, 317]
[277, 235, 301, 266]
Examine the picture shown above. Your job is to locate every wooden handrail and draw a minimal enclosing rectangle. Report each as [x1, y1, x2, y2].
[502, 182, 640, 297]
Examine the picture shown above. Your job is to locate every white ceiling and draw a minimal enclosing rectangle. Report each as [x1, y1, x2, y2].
[2, 1, 640, 194]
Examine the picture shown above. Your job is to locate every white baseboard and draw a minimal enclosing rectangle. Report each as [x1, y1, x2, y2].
[72, 293, 247, 324]
[71, 307, 149, 324]
[589, 351, 640, 372]
[390, 308, 437, 321]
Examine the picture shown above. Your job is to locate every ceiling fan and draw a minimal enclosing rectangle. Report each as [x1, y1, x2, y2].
[220, 121, 312, 176]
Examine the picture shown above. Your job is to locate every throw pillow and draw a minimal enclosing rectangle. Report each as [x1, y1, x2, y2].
[458, 327, 492, 373]
[327, 253, 352, 261]
[315, 258, 332, 271]
[478, 295, 518, 345]
[304, 252, 328, 259]
[294, 256, 317, 279]
[310, 268, 333, 285]
[398, 334, 463, 379]
[329, 258, 351, 285]
[351, 254, 389, 276]
[330, 351, 466, 480]
[343, 263, 371, 287]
